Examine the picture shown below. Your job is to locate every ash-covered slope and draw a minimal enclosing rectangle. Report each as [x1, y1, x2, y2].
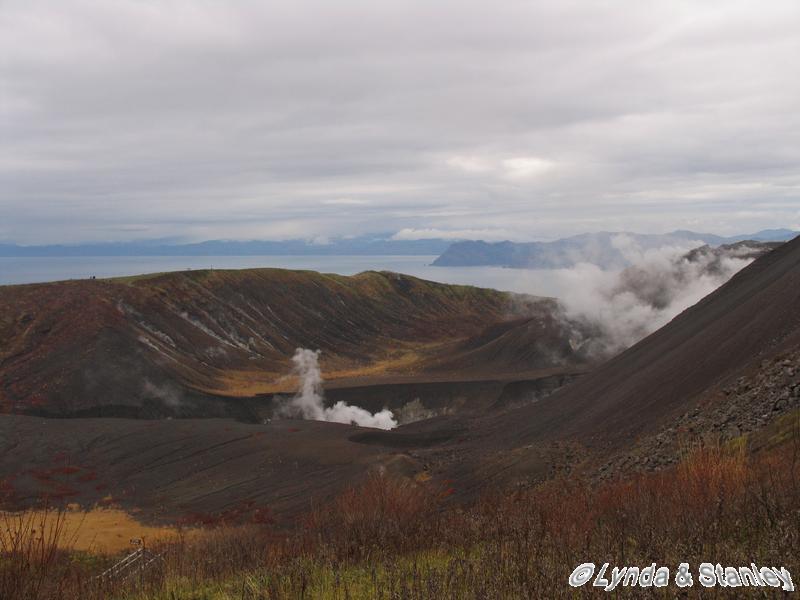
[424, 314, 585, 375]
[366, 235, 800, 493]
[500, 233, 800, 447]
[2, 242, 797, 520]
[0, 269, 579, 417]
[0, 415, 388, 520]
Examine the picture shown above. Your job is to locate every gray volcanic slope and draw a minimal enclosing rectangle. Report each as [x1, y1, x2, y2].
[0, 416, 388, 521]
[2, 237, 798, 521]
[366, 233, 800, 496]
[498, 233, 800, 447]
[332, 235, 800, 493]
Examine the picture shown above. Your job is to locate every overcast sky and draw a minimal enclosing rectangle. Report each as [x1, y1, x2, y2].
[1, 0, 799, 244]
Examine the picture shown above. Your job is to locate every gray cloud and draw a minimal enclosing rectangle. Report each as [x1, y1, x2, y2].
[1, 0, 799, 243]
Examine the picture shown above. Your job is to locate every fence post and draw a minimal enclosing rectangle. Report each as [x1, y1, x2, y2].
[140, 537, 146, 590]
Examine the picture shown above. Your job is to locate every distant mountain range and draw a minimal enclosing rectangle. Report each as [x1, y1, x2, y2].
[2, 229, 796, 269]
[0, 235, 451, 257]
[432, 229, 798, 269]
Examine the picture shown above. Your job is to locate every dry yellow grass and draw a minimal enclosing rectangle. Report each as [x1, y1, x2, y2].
[1, 508, 188, 554]
[198, 343, 445, 397]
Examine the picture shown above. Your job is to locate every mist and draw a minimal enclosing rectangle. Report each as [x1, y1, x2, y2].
[550, 236, 755, 358]
[142, 379, 184, 408]
[278, 348, 397, 430]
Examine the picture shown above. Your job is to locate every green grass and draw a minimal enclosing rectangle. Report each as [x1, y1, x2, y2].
[114, 551, 466, 600]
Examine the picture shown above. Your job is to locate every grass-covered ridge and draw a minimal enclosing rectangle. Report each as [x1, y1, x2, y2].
[0, 268, 574, 416]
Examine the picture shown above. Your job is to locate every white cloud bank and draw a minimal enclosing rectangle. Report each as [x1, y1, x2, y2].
[391, 228, 519, 241]
[552, 237, 756, 356]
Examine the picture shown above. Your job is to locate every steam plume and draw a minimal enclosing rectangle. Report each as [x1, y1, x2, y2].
[554, 236, 758, 358]
[279, 348, 397, 430]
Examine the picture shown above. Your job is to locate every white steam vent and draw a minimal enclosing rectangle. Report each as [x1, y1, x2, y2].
[552, 236, 757, 357]
[278, 348, 397, 430]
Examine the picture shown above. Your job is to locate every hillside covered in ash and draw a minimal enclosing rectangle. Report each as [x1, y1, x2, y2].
[0, 238, 798, 522]
[0, 269, 592, 420]
[0, 240, 781, 421]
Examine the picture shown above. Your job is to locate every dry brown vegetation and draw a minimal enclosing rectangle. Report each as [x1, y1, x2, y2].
[2, 419, 798, 599]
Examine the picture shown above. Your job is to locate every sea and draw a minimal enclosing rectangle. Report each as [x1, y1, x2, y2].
[0, 255, 566, 297]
